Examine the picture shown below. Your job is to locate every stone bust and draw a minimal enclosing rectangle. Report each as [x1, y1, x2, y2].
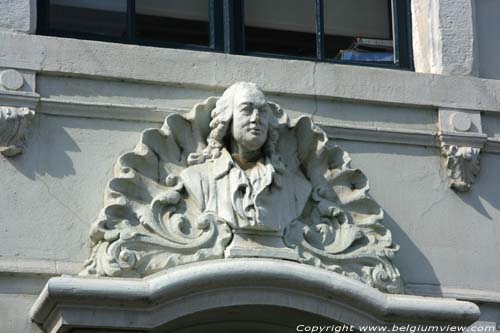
[181, 82, 310, 238]
[81, 82, 403, 293]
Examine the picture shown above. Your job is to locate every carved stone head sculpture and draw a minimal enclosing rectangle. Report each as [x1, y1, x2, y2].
[81, 82, 403, 293]
[230, 83, 270, 154]
[187, 82, 280, 167]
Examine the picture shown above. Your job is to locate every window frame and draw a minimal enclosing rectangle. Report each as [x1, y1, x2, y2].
[37, 0, 413, 70]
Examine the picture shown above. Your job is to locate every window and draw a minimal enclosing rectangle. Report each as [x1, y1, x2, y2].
[37, 0, 412, 68]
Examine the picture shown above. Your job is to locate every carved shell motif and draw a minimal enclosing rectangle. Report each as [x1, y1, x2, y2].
[282, 118, 402, 293]
[81, 96, 403, 293]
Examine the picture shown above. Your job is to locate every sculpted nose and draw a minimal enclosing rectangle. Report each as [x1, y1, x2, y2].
[250, 109, 259, 122]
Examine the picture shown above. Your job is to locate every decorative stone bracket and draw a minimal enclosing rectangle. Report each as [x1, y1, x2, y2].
[0, 68, 38, 157]
[0, 106, 35, 157]
[438, 108, 486, 192]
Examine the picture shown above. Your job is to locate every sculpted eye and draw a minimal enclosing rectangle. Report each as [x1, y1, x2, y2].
[241, 105, 252, 114]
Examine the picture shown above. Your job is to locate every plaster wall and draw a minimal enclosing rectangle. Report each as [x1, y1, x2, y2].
[2, 103, 500, 331]
[0, 294, 41, 333]
[0, 0, 37, 34]
[412, 0, 478, 76]
[1, 93, 500, 290]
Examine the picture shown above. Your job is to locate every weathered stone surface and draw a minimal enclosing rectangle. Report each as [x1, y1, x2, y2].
[2, 31, 500, 112]
[81, 83, 402, 293]
[0, 106, 35, 157]
[0, 69, 24, 90]
[0, 0, 36, 34]
[412, 0, 477, 75]
[441, 144, 480, 192]
[31, 259, 481, 333]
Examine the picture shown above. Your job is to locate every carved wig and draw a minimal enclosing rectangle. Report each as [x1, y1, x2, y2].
[187, 82, 282, 173]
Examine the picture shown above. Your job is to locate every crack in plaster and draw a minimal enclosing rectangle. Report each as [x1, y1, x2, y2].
[311, 62, 319, 120]
[37, 178, 86, 224]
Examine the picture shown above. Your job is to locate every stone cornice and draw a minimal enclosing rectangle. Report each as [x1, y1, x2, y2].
[1, 31, 500, 113]
[30, 259, 480, 332]
[407, 283, 500, 304]
[323, 124, 438, 147]
[39, 98, 172, 122]
[0, 88, 38, 109]
[33, 98, 500, 154]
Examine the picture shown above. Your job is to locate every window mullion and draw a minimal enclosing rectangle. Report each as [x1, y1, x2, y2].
[316, 0, 325, 60]
[38, 0, 50, 34]
[210, 0, 224, 51]
[392, 0, 411, 69]
[223, 0, 244, 54]
[126, 0, 136, 42]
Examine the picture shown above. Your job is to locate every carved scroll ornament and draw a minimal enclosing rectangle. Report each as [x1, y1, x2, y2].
[81, 82, 403, 293]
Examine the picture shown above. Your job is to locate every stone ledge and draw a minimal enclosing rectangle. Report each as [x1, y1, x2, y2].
[34, 98, 500, 153]
[0, 89, 38, 109]
[30, 259, 479, 332]
[407, 283, 500, 304]
[1, 31, 500, 112]
[0, 257, 82, 276]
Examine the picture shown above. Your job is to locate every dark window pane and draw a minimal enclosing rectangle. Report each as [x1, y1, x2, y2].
[49, 0, 127, 37]
[136, 0, 210, 46]
[324, 0, 394, 62]
[245, 0, 316, 58]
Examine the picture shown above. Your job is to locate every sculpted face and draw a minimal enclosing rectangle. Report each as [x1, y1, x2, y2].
[231, 86, 271, 153]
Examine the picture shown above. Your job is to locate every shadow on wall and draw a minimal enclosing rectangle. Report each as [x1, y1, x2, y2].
[383, 210, 442, 295]
[339, 138, 500, 293]
[333, 139, 443, 294]
[455, 153, 500, 221]
[6, 113, 159, 180]
[14, 114, 500, 295]
[7, 114, 79, 180]
[7, 117, 446, 294]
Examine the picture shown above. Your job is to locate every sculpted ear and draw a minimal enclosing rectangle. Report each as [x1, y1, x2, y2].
[268, 101, 288, 126]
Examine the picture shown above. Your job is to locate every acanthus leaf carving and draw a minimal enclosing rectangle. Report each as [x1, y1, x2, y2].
[0, 106, 35, 157]
[283, 120, 402, 293]
[81, 83, 403, 294]
[441, 144, 480, 192]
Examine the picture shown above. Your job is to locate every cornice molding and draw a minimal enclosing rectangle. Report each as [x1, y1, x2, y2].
[407, 283, 500, 304]
[485, 138, 500, 154]
[31, 259, 480, 333]
[323, 124, 438, 147]
[36, 98, 500, 156]
[1, 31, 500, 113]
[39, 98, 173, 122]
[0, 84, 39, 109]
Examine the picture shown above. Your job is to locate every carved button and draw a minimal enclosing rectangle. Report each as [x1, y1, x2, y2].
[0, 69, 24, 90]
[450, 112, 472, 132]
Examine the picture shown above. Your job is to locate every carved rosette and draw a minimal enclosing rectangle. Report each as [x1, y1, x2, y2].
[0, 106, 35, 157]
[81, 92, 402, 294]
[441, 144, 480, 192]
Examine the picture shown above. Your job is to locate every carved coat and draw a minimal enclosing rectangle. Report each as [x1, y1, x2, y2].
[180, 148, 312, 235]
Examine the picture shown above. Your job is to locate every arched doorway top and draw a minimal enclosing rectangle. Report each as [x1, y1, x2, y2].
[31, 259, 479, 332]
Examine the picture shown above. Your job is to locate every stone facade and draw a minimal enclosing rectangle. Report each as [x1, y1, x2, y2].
[2, 0, 500, 332]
